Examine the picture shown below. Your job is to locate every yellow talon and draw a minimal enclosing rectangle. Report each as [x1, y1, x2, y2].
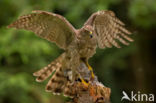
[78, 74, 89, 86]
[81, 78, 89, 86]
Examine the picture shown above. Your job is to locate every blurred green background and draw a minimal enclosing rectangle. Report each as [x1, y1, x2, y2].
[0, 0, 156, 103]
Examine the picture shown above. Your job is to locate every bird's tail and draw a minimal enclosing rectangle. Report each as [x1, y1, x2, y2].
[33, 53, 68, 95]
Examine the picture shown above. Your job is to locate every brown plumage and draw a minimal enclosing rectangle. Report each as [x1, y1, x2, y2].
[8, 10, 133, 96]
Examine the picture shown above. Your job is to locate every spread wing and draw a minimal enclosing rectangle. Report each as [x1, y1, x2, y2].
[8, 10, 76, 49]
[84, 10, 133, 48]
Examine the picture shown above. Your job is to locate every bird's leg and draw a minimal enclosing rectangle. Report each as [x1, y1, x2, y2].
[75, 59, 95, 86]
[70, 56, 89, 86]
[84, 61, 95, 81]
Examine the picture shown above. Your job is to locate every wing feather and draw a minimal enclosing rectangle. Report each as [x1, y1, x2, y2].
[84, 10, 133, 49]
[109, 19, 129, 46]
[8, 10, 76, 49]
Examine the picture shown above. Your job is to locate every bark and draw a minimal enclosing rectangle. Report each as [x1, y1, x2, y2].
[67, 81, 111, 103]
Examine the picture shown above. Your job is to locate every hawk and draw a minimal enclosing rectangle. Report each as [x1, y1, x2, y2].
[8, 10, 133, 96]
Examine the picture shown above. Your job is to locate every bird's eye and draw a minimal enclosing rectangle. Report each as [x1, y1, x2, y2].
[90, 34, 93, 38]
[89, 31, 93, 38]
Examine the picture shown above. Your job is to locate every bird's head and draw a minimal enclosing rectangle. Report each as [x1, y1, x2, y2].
[80, 25, 94, 39]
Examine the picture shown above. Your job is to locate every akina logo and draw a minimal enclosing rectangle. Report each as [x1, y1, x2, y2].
[121, 91, 154, 102]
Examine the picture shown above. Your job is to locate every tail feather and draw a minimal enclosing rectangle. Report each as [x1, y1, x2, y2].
[33, 64, 53, 77]
[36, 63, 61, 82]
[46, 67, 67, 94]
[33, 53, 65, 82]
[33, 53, 76, 96]
[63, 82, 75, 98]
[33, 62, 59, 82]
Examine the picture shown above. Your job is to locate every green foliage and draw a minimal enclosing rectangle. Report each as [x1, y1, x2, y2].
[129, 0, 156, 28]
[0, 72, 45, 103]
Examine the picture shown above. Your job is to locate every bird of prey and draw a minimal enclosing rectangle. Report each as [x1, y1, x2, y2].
[8, 10, 133, 95]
